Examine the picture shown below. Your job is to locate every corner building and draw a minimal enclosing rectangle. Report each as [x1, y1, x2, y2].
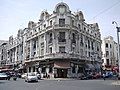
[24, 2, 102, 78]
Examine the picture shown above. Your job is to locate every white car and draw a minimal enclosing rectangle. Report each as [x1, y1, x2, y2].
[25, 73, 38, 82]
[21, 73, 27, 79]
[0, 73, 8, 80]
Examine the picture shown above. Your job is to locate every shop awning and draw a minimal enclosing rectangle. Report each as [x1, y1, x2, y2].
[54, 61, 70, 69]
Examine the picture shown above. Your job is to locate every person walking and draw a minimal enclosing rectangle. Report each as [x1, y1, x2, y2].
[103, 73, 106, 80]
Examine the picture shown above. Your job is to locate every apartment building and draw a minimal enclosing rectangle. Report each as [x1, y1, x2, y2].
[102, 36, 118, 71]
[0, 2, 102, 78]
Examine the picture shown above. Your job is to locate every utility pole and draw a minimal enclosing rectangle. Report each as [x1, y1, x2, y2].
[112, 21, 120, 79]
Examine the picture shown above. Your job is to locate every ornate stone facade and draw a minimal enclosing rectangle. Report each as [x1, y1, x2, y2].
[0, 2, 102, 78]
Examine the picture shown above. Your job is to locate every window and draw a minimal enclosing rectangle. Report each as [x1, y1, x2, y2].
[38, 27, 40, 31]
[29, 67, 31, 72]
[33, 66, 35, 72]
[106, 51, 109, 56]
[41, 67, 46, 73]
[89, 52, 90, 57]
[41, 49, 44, 55]
[88, 40, 90, 49]
[91, 41, 94, 50]
[59, 19, 65, 27]
[106, 59, 109, 65]
[59, 46, 65, 53]
[78, 67, 83, 73]
[78, 24, 80, 29]
[72, 65, 76, 73]
[72, 20, 74, 26]
[84, 27, 86, 31]
[41, 42, 44, 48]
[50, 20, 52, 26]
[106, 43, 108, 48]
[58, 32, 66, 42]
[49, 33, 52, 43]
[72, 33, 76, 43]
[49, 67, 53, 73]
[110, 44, 112, 48]
[44, 24, 46, 28]
[49, 47, 52, 53]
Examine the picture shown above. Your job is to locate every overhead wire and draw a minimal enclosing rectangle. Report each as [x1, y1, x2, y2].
[89, 0, 120, 22]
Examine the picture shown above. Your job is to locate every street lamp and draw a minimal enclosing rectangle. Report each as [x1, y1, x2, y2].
[112, 21, 120, 77]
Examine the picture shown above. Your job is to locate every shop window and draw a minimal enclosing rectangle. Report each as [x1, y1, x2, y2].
[49, 67, 53, 73]
[78, 67, 83, 73]
[33, 66, 35, 72]
[72, 66, 76, 73]
[41, 67, 46, 73]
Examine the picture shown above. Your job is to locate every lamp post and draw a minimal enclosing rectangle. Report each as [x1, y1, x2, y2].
[112, 21, 120, 77]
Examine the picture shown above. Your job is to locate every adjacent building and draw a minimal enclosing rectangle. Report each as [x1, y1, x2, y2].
[102, 36, 119, 71]
[0, 2, 102, 78]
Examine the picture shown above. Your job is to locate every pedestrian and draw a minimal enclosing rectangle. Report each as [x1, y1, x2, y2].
[103, 73, 106, 80]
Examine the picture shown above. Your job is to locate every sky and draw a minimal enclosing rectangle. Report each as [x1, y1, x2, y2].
[0, 0, 120, 41]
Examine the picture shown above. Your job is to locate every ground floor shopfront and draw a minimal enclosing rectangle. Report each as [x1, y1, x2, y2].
[25, 59, 102, 78]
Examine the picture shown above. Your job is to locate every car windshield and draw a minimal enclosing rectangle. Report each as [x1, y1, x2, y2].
[0, 73, 7, 75]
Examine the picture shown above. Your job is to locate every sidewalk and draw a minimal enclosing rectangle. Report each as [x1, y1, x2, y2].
[41, 78, 75, 81]
[112, 80, 120, 85]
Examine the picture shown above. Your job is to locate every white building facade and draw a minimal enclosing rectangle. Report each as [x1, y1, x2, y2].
[0, 2, 102, 78]
[22, 2, 102, 78]
[102, 36, 118, 71]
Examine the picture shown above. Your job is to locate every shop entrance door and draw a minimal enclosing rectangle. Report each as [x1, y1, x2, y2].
[57, 68, 67, 78]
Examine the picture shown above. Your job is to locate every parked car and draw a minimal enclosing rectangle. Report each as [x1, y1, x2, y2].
[0, 73, 8, 80]
[21, 73, 27, 79]
[93, 73, 101, 79]
[25, 73, 38, 82]
[34, 72, 41, 79]
[80, 75, 87, 80]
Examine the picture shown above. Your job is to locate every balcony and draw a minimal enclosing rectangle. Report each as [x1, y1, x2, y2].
[44, 53, 90, 61]
[54, 24, 70, 30]
[58, 38, 66, 43]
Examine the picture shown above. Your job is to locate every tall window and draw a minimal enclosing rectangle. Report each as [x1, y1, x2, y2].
[49, 33, 52, 43]
[72, 33, 76, 43]
[50, 20, 52, 26]
[106, 59, 109, 65]
[49, 47, 52, 53]
[33, 66, 35, 72]
[88, 40, 90, 49]
[58, 32, 66, 42]
[59, 19, 65, 27]
[78, 24, 80, 29]
[106, 51, 109, 57]
[110, 44, 112, 48]
[106, 43, 108, 48]
[72, 65, 76, 73]
[72, 20, 74, 26]
[41, 49, 44, 56]
[29, 67, 31, 72]
[59, 46, 65, 53]
[91, 41, 94, 50]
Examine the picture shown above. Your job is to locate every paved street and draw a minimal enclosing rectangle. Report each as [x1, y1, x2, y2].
[0, 78, 120, 90]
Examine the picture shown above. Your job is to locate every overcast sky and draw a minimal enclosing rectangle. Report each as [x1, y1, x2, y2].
[0, 0, 120, 41]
